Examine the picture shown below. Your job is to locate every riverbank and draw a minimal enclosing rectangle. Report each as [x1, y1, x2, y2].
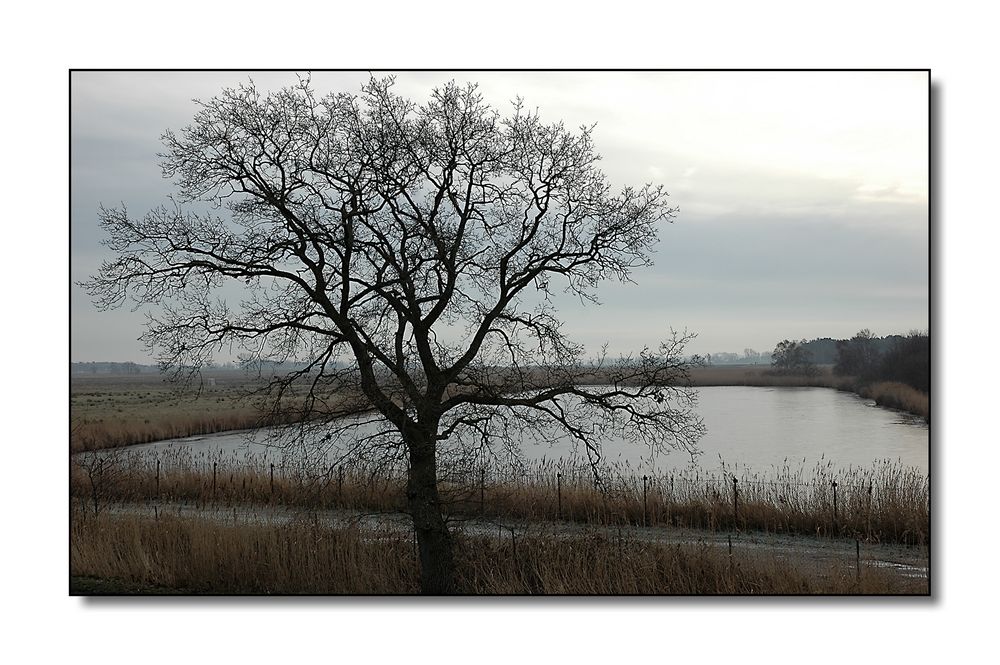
[70, 365, 928, 453]
[689, 365, 929, 422]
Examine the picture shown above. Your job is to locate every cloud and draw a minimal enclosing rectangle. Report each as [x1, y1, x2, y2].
[69, 71, 928, 362]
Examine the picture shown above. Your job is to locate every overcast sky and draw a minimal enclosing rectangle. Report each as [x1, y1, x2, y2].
[70, 70, 928, 362]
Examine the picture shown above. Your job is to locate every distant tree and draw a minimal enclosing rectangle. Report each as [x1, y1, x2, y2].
[771, 339, 817, 375]
[84, 76, 705, 593]
[798, 337, 838, 364]
[877, 331, 930, 393]
[834, 328, 880, 379]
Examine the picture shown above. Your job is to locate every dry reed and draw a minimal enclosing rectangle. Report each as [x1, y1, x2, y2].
[70, 511, 924, 594]
[71, 451, 928, 546]
[857, 382, 930, 422]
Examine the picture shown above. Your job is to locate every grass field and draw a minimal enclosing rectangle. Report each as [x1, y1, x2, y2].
[71, 372, 268, 452]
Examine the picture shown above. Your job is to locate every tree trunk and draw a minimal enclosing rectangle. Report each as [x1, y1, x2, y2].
[406, 427, 455, 594]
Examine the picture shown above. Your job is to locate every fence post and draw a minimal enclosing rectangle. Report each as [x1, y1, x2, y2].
[832, 480, 839, 533]
[856, 538, 861, 582]
[213, 461, 217, 499]
[732, 476, 739, 529]
[557, 472, 563, 520]
[642, 475, 648, 527]
[867, 482, 873, 539]
[480, 468, 486, 516]
[155, 459, 160, 498]
[270, 463, 274, 499]
[338, 465, 344, 501]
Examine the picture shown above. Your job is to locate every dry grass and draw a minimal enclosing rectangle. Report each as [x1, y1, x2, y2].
[71, 374, 269, 452]
[857, 381, 930, 422]
[72, 411, 264, 453]
[70, 373, 363, 452]
[70, 510, 924, 594]
[689, 366, 929, 422]
[70, 510, 417, 594]
[688, 365, 852, 388]
[71, 452, 928, 546]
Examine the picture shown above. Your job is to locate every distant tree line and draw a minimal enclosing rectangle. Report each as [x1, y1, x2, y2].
[701, 348, 769, 365]
[71, 360, 341, 376]
[71, 362, 151, 375]
[762, 329, 930, 395]
[834, 329, 930, 393]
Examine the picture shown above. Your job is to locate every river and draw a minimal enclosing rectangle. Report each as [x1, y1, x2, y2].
[101, 386, 928, 476]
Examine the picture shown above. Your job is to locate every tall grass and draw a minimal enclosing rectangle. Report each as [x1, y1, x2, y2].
[70, 511, 924, 594]
[71, 410, 264, 453]
[689, 365, 854, 389]
[71, 451, 928, 546]
[857, 382, 930, 422]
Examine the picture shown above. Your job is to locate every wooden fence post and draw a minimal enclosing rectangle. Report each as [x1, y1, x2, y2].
[867, 482, 873, 539]
[832, 480, 839, 533]
[732, 476, 739, 528]
[557, 472, 563, 520]
[642, 475, 648, 527]
[480, 468, 486, 516]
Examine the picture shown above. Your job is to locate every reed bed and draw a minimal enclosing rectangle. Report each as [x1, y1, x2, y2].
[71, 449, 928, 546]
[857, 381, 930, 422]
[70, 510, 923, 594]
[688, 367, 929, 422]
[689, 365, 853, 389]
[71, 411, 264, 453]
[70, 510, 416, 594]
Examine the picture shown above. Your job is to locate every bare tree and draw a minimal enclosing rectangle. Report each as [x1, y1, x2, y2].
[84, 76, 705, 593]
[73, 449, 126, 516]
[834, 328, 880, 378]
[770, 339, 817, 376]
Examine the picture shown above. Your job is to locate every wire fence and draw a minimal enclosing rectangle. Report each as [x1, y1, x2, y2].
[71, 443, 929, 545]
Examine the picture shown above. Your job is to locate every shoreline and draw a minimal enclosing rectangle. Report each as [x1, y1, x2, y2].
[70, 366, 928, 453]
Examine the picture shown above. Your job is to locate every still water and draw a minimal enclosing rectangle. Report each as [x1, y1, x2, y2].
[113, 386, 929, 475]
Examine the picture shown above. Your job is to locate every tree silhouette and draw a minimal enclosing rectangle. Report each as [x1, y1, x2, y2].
[85, 76, 704, 593]
[771, 339, 817, 376]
